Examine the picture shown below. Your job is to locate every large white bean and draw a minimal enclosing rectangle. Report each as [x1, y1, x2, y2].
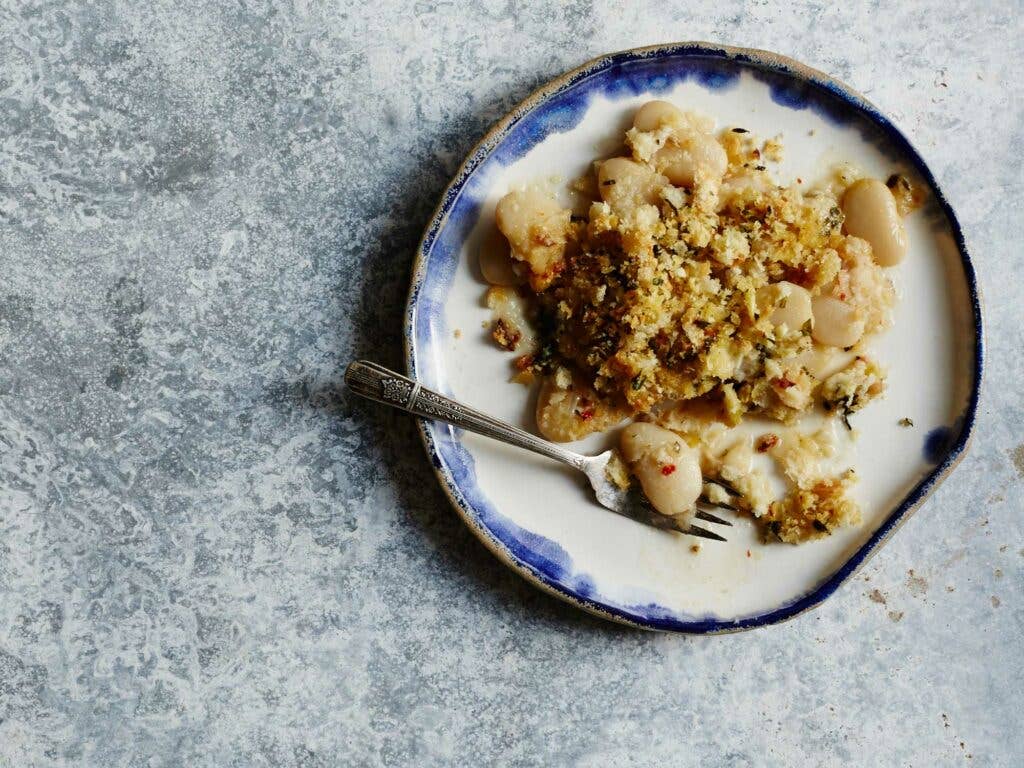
[620, 422, 672, 462]
[763, 281, 812, 333]
[717, 171, 771, 210]
[495, 189, 570, 289]
[811, 296, 865, 348]
[620, 423, 702, 519]
[478, 228, 519, 286]
[486, 286, 536, 354]
[535, 376, 626, 442]
[633, 100, 684, 132]
[842, 178, 907, 266]
[652, 134, 728, 187]
[536, 377, 584, 442]
[597, 157, 668, 211]
[789, 347, 846, 379]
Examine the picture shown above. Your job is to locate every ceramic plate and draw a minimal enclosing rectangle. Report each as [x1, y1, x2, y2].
[404, 43, 982, 632]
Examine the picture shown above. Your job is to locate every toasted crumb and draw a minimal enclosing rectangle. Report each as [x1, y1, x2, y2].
[491, 113, 895, 420]
[482, 99, 906, 546]
[763, 469, 860, 543]
[604, 450, 632, 490]
[822, 357, 887, 428]
[762, 134, 784, 162]
[491, 318, 521, 351]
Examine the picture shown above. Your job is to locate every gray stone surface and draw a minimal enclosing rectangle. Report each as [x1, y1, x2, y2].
[0, 1, 1021, 765]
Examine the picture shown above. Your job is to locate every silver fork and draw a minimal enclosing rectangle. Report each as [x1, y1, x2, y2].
[344, 360, 736, 541]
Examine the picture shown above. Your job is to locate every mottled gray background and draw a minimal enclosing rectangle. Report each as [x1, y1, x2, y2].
[0, 1, 1021, 766]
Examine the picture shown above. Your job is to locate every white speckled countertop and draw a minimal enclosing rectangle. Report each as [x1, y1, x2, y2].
[0, 2, 1021, 766]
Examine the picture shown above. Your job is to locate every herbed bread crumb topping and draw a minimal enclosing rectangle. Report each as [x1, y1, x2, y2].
[482, 100, 918, 543]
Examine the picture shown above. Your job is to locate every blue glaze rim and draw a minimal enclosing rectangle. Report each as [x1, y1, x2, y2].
[403, 43, 983, 633]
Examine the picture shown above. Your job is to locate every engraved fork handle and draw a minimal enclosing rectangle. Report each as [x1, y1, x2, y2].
[344, 360, 587, 470]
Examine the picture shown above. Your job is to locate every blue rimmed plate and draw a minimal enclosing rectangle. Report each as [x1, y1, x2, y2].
[404, 43, 982, 633]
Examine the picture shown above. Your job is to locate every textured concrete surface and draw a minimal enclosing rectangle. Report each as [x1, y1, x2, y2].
[0, 1, 1021, 766]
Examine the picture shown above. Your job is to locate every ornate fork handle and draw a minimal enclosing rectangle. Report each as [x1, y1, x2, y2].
[344, 360, 587, 470]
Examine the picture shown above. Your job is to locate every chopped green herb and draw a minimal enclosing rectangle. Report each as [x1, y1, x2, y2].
[823, 205, 844, 234]
[899, 417, 914, 427]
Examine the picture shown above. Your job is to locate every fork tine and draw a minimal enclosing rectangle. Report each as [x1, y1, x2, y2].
[685, 524, 727, 542]
[699, 493, 738, 512]
[627, 487, 728, 540]
[695, 510, 732, 527]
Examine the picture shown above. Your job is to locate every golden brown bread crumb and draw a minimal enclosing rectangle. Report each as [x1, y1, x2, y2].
[604, 450, 632, 490]
[764, 469, 861, 543]
[484, 100, 914, 543]
[821, 356, 887, 427]
[491, 318, 521, 351]
[509, 146, 893, 426]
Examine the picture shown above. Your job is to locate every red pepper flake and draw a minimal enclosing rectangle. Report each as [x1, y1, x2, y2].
[838, 291, 848, 301]
[756, 433, 780, 452]
[774, 375, 796, 389]
[746, 549, 752, 558]
[660, 464, 677, 476]
[577, 408, 595, 421]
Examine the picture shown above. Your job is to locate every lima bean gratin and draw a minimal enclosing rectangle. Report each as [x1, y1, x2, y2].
[480, 100, 921, 543]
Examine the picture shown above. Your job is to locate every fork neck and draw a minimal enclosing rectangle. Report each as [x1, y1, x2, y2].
[345, 360, 589, 470]
[499, 432, 589, 471]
